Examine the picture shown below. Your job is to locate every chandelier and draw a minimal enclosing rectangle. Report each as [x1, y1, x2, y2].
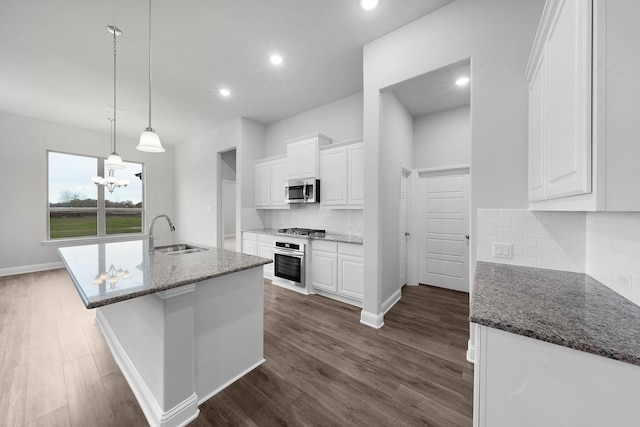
[92, 26, 129, 193]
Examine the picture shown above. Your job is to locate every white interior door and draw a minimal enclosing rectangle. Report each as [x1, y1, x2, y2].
[399, 170, 409, 287]
[418, 170, 469, 292]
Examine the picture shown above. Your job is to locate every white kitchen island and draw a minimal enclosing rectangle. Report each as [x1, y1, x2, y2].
[58, 240, 271, 427]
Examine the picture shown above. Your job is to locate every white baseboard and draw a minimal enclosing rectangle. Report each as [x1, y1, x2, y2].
[466, 339, 477, 363]
[359, 288, 402, 329]
[96, 310, 199, 427]
[0, 261, 64, 277]
[197, 358, 265, 405]
[360, 310, 384, 329]
[382, 288, 401, 315]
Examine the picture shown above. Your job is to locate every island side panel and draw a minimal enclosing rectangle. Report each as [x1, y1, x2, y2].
[195, 266, 265, 402]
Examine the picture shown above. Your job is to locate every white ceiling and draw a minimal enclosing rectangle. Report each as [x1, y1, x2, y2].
[0, 0, 455, 145]
[390, 61, 470, 117]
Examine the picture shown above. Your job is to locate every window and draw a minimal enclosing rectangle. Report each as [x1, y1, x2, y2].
[47, 151, 144, 240]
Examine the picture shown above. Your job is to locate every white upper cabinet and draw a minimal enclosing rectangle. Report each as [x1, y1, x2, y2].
[286, 133, 332, 180]
[269, 157, 288, 207]
[319, 139, 364, 209]
[254, 156, 289, 209]
[527, 0, 640, 211]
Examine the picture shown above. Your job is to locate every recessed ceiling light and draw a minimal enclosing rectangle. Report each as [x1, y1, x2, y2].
[270, 54, 283, 65]
[360, 0, 380, 11]
[219, 88, 231, 97]
[456, 77, 470, 86]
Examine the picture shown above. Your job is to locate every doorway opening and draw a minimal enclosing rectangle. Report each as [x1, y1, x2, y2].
[388, 58, 472, 293]
[219, 148, 237, 251]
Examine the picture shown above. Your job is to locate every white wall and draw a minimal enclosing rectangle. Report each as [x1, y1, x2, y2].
[362, 0, 544, 321]
[413, 105, 470, 169]
[174, 119, 241, 247]
[0, 110, 175, 273]
[586, 212, 640, 307]
[378, 91, 413, 307]
[264, 92, 363, 157]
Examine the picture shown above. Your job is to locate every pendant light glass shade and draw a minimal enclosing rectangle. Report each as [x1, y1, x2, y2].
[105, 152, 125, 169]
[137, 0, 165, 153]
[137, 127, 165, 152]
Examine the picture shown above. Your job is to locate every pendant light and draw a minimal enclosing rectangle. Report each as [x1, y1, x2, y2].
[137, 0, 165, 152]
[106, 25, 125, 169]
[92, 118, 130, 192]
[91, 26, 129, 194]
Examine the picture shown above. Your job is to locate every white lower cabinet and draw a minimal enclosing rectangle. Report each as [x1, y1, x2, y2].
[242, 232, 274, 279]
[311, 247, 337, 293]
[242, 232, 257, 256]
[257, 234, 274, 279]
[473, 325, 640, 427]
[311, 240, 363, 306]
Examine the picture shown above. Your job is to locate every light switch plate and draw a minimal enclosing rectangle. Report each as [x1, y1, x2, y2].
[493, 242, 513, 259]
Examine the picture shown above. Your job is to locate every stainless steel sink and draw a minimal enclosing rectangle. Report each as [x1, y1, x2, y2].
[155, 244, 209, 255]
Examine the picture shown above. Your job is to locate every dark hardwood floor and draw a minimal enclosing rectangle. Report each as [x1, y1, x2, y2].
[0, 270, 473, 426]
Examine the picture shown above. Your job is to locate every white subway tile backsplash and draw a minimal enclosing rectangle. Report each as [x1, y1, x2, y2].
[262, 204, 363, 235]
[477, 209, 586, 273]
[478, 209, 640, 308]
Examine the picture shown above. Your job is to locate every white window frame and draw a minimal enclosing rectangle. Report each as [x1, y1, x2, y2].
[46, 150, 145, 242]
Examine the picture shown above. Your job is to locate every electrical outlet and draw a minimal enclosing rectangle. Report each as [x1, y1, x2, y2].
[493, 242, 513, 259]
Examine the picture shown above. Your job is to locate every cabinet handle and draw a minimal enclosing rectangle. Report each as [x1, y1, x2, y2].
[465, 235, 470, 239]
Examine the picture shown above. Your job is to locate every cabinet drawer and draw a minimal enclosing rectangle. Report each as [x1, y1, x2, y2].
[243, 232, 258, 241]
[338, 243, 363, 257]
[312, 240, 338, 253]
[258, 234, 273, 243]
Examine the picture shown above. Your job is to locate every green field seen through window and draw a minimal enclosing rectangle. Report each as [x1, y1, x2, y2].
[49, 212, 142, 239]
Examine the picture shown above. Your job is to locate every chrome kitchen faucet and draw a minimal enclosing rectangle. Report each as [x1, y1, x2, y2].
[147, 214, 175, 254]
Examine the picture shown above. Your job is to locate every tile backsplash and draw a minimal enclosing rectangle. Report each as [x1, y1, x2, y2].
[242, 205, 363, 235]
[477, 209, 586, 273]
[586, 212, 640, 307]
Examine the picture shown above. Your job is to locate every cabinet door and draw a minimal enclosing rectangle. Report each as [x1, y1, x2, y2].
[312, 250, 337, 293]
[528, 55, 546, 202]
[254, 161, 271, 207]
[320, 147, 348, 206]
[338, 254, 363, 300]
[348, 143, 364, 206]
[270, 158, 287, 207]
[287, 142, 302, 180]
[545, 0, 592, 199]
[257, 242, 274, 278]
[243, 240, 257, 256]
[300, 138, 318, 178]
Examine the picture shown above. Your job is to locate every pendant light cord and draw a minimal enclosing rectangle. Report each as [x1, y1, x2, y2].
[112, 28, 118, 154]
[148, 0, 153, 128]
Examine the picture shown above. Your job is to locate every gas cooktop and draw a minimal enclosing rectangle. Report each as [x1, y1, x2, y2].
[277, 227, 326, 236]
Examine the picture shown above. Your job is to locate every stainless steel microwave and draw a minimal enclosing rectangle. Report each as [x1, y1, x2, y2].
[284, 178, 320, 204]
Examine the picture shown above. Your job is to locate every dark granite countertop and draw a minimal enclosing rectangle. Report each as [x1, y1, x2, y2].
[470, 261, 640, 366]
[59, 240, 272, 309]
[244, 228, 363, 245]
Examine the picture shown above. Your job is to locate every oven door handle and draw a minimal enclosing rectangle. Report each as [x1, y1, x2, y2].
[274, 250, 304, 259]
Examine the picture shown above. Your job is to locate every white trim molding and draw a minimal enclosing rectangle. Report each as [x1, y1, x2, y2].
[96, 309, 199, 427]
[416, 164, 470, 178]
[197, 358, 265, 405]
[0, 261, 64, 277]
[382, 288, 401, 315]
[360, 310, 384, 329]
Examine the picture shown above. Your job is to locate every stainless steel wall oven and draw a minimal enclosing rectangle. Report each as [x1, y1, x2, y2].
[273, 241, 305, 287]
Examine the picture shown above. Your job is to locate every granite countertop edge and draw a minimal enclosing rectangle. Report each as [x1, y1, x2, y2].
[83, 258, 272, 309]
[470, 261, 640, 367]
[244, 228, 363, 245]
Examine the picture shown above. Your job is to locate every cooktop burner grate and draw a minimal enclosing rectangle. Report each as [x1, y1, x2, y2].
[277, 227, 326, 236]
